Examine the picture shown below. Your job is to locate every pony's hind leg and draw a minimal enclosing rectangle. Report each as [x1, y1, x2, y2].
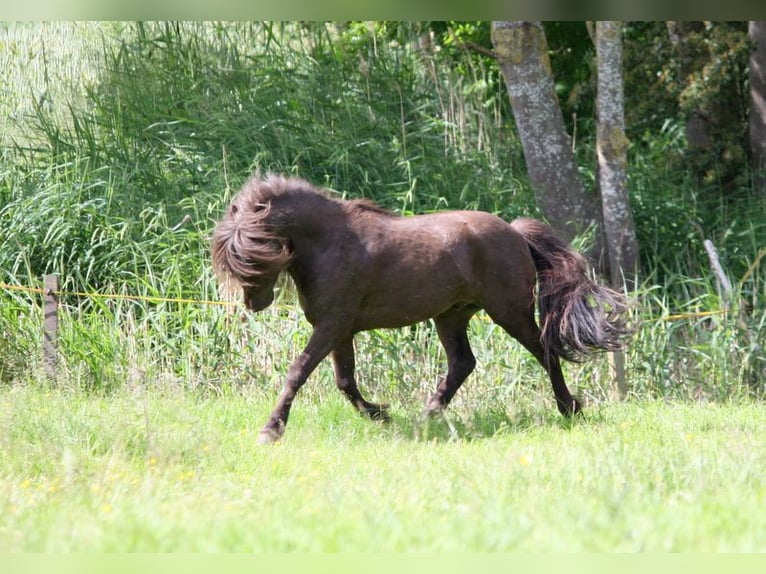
[486, 307, 581, 417]
[332, 336, 389, 421]
[424, 308, 477, 416]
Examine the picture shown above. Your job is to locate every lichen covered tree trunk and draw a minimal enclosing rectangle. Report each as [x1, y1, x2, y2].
[596, 20, 639, 289]
[596, 21, 639, 401]
[492, 21, 605, 265]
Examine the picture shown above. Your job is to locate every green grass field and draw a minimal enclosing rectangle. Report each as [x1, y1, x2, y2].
[2, 385, 765, 552]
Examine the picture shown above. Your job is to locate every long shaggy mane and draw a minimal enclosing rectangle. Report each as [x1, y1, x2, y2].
[211, 174, 297, 289]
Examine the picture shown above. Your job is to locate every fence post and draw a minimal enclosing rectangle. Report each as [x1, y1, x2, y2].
[43, 274, 59, 379]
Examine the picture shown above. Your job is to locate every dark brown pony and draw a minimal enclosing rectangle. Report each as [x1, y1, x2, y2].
[212, 173, 631, 443]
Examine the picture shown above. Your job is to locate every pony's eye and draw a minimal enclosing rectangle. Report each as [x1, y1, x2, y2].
[230, 204, 238, 215]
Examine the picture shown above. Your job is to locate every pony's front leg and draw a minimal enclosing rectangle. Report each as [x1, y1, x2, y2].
[332, 336, 390, 421]
[257, 327, 337, 444]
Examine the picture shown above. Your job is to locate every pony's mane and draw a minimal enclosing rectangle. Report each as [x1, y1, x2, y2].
[240, 173, 394, 216]
[239, 173, 327, 206]
[210, 174, 300, 289]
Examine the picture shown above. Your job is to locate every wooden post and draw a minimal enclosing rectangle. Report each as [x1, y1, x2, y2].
[609, 351, 627, 401]
[43, 274, 59, 379]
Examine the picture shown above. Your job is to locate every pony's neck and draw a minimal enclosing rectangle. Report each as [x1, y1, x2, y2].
[264, 192, 346, 286]
[272, 190, 347, 303]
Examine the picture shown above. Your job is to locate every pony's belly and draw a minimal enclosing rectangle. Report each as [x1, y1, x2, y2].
[352, 296, 477, 331]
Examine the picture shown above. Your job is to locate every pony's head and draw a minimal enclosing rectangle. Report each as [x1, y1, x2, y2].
[211, 177, 294, 312]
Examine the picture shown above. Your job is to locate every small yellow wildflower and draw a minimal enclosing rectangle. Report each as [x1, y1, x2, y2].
[177, 470, 196, 482]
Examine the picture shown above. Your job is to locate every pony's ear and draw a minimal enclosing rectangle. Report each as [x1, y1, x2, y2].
[229, 201, 268, 218]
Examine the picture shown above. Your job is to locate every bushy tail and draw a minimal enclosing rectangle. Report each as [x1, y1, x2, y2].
[511, 218, 633, 364]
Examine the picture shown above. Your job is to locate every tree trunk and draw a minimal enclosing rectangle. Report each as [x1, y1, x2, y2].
[492, 21, 605, 266]
[750, 21, 766, 193]
[596, 21, 639, 402]
[596, 21, 639, 289]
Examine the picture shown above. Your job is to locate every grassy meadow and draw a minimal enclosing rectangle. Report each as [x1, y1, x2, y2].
[1, 22, 765, 552]
[3, 386, 766, 552]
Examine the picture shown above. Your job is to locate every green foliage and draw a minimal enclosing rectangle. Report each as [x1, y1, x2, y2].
[10, 22, 523, 214]
[544, 21, 596, 132]
[624, 21, 751, 189]
[522, 21, 754, 191]
[0, 289, 39, 384]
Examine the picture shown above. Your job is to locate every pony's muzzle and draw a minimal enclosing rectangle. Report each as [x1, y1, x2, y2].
[243, 284, 275, 312]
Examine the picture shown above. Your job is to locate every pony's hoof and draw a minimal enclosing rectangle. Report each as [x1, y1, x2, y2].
[256, 427, 283, 445]
[423, 398, 445, 419]
[558, 398, 583, 418]
[365, 403, 391, 422]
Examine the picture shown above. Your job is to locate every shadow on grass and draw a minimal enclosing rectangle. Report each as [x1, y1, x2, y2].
[383, 404, 607, 443]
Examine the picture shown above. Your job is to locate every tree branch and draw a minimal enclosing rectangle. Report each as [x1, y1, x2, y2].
[703, 239, 734, 303]
[456, 41, 497, 59]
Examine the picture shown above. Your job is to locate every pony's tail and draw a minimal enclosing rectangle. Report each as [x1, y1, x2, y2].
[510, 218, 633, 364]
